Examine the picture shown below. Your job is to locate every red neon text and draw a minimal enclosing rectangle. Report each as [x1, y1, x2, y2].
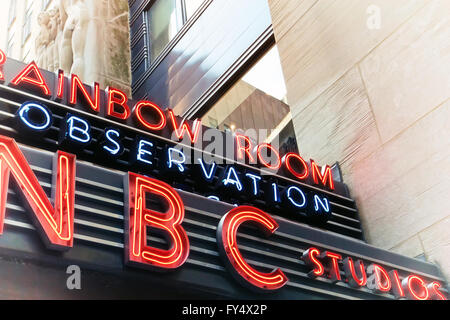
[69, 74, 100, 113]
[106, 87, 131, 120]
[217, 205, 288, 291]
[256, 143, 281, 170]
[235, 134, 255, 163]
[134, 101, 167, 131]
[343, 257, 367, 287]
[0, 49, 6, 82]
[301, 247, 324, 277]
[168, 109, 201, 143]
[125, 172, 190, 269]
[0, 135, 75, 249]
[403, 275, 429, 300]
[322, 251, 342, 282]
[56, 69, 65, 100]
[282, 153, 309, 180]
[10, 61, 51, 96]
[301, 247, 445, 300]
[311, 160, 334, 190]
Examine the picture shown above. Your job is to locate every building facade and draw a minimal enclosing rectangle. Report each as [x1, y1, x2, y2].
[267, 0, 450, 280]
[0, 0, 447, 300]
[129, 0, 450, 279]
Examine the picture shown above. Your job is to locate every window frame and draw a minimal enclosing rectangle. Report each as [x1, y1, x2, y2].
[197, 39, 298, 153]
[7, 30, 15, 56]
[42, 0, 51, 11]
[22, 5, 33, 46]
[192, 34, 277, 120]
[145, 0, 206, 66]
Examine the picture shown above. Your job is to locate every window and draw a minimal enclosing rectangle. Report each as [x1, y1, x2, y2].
[207, 116, 218, 129]
[8, 0, 17, 27]
[148, 0, 182, 62]
[22, 48, 31, 63]
[184, 0, 204, 20]
[147, 0, 204, 63]
[7, 30, 15, 56]
[42, 0, 51, 10]
[202, 45, 299, 154]
[23, 5, 33, 45]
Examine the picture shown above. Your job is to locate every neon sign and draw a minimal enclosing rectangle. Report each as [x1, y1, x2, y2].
[2, 54, 335, 191]
[3, 58, 340, 225]
[12, 101, 334, 224]
[0, 136, 75, 249]
[216, 206, 288, 291]
[0, 134, 445, 299]
[0, 53, 446, 299]
[124, 172, 190, 270]
[300, 246, 446, 300]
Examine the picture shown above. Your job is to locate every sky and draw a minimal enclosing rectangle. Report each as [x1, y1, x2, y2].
[242, 45, 288, 102]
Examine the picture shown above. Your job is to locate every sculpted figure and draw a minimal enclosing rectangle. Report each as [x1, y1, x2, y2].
[68, 0, 90, 78]
[46, 9, 59, 72]
[59, 0, 74, 73]
[37, 0, 127, 89]
[82, 0, 106, 85]
[54, 9, 63, 70]
[35, 12, 51, 70]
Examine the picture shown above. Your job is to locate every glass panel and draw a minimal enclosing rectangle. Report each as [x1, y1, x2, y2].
[148, 0, 182, 62]
[42, 0, 50, 10]
[8, 1, 17, 26]
[7, 30, 15, 55]
[23, 9, 32, 44]
[202, 45, 298, 154]
[184, 0, 204, 20]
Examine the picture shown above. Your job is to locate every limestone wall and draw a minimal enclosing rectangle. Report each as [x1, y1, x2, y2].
[268, 0, 450, 278]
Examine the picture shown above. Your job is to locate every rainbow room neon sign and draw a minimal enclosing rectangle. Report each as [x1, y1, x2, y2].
[0, 54, 333, 187]
[1, 52, 337, 227]
[0, 52, 447, 299]
[0, 57, 334, 190]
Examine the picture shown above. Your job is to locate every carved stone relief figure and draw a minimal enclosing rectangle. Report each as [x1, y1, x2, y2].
[58, 0, 73, 73]
[54, 8, 63, 71]
[34, 0, 131, 94]
[35, 12, 51, 70]
[82, 0, 106, 86]
[46, 9, 59, 72]
[67, 0, 89, 79]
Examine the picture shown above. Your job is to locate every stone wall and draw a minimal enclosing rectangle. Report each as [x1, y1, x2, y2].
[268, 0, 450, 278]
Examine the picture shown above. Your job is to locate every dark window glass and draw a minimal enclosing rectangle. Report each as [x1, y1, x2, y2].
[148, 0, 183, 63]
[147, 0, 205, 63]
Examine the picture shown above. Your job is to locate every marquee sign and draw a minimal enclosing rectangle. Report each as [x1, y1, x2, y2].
[0, 52, 447, 300]
[0, 52, 358, 238]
